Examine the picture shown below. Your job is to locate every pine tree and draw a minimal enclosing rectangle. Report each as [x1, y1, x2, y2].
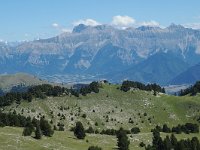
[152, 130, 164, 150]
[74, 121, 86, 139]
[35, 125, 42, 139]
[162, 124, 171, 133]
[169, 134, 177, 149]
[191, 137, 200, 150]
[40, 117, 54, 137]
[163, 135, 172, 150]
[23, 127, 32, 136]
[153, 90, 157, 96]
[117, 128, 130, 150]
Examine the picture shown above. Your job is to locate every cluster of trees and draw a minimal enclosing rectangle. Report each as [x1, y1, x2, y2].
[73, 121, 130, 150]
[0, 92, 29, 107]
[99, 127, 140, 136]
[179, 81, 200, 96]
[0, 82, 100, 107]
[23, 117, 54, 139]
[73, 122, 130, 150]
[80, 82, 100, 96]
[153, 123, 199, 134]
[0, 110, 31, 127]
[0, 84, 69, 107]
[171, 123, 199, 134]
[120, 80, 165, 93]
[85, 126, 99, 134]
[84, 126, 140, 136]
[145, 130, 200, 150]
[0, 111, 53, 139]
[100, 128, 118, 135]
[28, 84, 66, 98]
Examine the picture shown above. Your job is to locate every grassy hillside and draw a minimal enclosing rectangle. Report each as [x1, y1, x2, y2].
[0, 127, 199, 150]
[0, 73, 48, 92]
[1, 83, 200, 149]
[0, 73, 73, 93]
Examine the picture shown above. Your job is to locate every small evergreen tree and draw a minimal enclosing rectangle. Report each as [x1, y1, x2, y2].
[170, 134, 178, 148]
[74, 121, 86, 139]
[162, 124, 171, 133]
[58, 124, 65, 131]
[153, 90, 157, 96]
[35, 125, 42, 139]
[131, 127, 140, 134]
[139, 142, 145, 147]
[117, 128, 130, 150]
[23, 127, 32, 136]
[163, 135, 172, 150]
[191, 137, 200, 150]
[152, 130, 164, 150]
[86, 126, 94, 134]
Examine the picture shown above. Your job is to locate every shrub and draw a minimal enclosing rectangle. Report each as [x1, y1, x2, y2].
[139, 142, 145, 147]
[131, 127, 140, 134]
[82, 114, 87, 118]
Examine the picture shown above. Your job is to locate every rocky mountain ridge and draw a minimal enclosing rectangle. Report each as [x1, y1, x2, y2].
[1, 24, 200, 85]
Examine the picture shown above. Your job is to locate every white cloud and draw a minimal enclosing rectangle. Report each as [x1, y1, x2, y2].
[110, 15, 160, 28]
[111, 15, 135, 27]
[73, 19, 101, 26]
[51, 16, 161, 34]
[52, 23, 71, 33]
[183, 23, 200, 29]
[52, 23, 59, 28]
[139, 20, 160, 27]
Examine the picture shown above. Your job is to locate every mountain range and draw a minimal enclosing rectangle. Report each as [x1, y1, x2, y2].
[1, 24, 200, 85]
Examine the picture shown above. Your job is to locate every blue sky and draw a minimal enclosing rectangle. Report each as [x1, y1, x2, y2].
[0, 0, 200, 41]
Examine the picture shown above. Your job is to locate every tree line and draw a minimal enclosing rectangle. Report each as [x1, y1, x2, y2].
[120, 80, 165, 93]
[145, 130, 200, 150]
[153, 123, 199, 134]
[179, 81, 200, 96]
[80, 81, 99, 96]
[0, 82, 100, 107]
[0, 84, 67, 107]
[72, 125, 140, 136]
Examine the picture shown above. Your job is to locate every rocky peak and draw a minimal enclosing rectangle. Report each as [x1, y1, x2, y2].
[72, 24, 89, 33]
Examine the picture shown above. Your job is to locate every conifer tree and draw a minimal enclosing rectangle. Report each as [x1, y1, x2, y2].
[117, 128, 130, 150]
[35, 125, 42, 139]
[74, 121, 86, 139]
